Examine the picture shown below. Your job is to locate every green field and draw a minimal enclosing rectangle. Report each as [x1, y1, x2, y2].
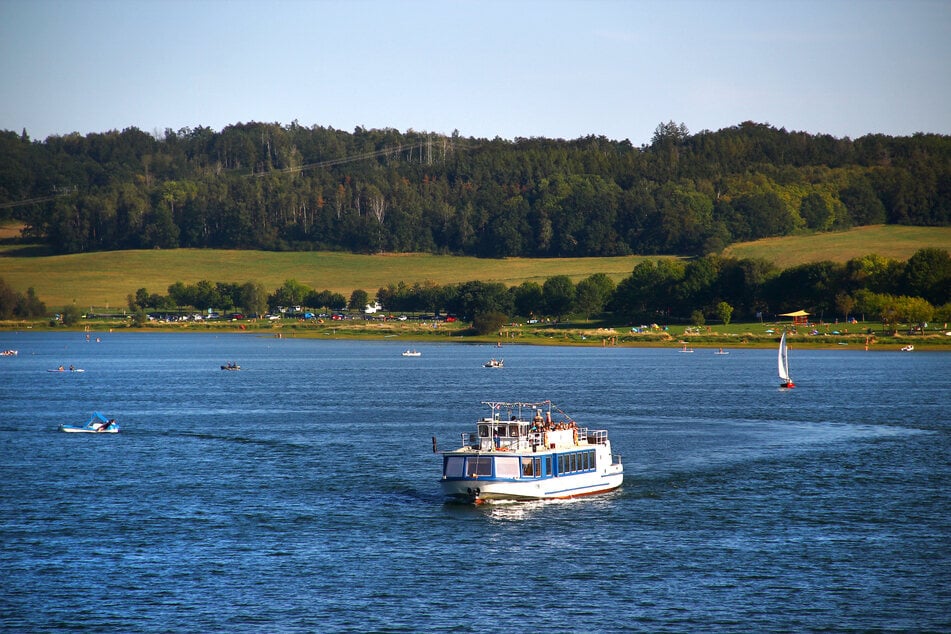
[0, 224, 947, 309]
[0, 246, 657, 309]
[722, 224, 951, 269]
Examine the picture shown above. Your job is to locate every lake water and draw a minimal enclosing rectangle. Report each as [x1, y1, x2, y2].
[1, 331, 949, 631]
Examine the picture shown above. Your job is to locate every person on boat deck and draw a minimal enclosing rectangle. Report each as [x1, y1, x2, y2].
[69, 365, 75, 371]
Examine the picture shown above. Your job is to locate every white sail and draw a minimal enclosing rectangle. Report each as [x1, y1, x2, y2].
[778, 331, 791, 383]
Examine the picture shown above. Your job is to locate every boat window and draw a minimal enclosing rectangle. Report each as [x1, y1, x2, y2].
[478, 424, 489, 438]
[509, 424, 520, 437]
[569, 453, 577, 473]
[495, 457, 519, 478]
[494, 425, 506, 438]
[466, 456, 492, 477]
[521, 457, 535, 476]
[444, 456, 465, 478]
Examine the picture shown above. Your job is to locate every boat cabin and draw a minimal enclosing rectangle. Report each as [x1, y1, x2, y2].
[441, 400, 615, 483]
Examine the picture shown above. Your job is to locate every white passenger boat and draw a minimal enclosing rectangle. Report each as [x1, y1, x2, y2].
[439, 400, 623, 504]
[401, 349, 421, 357]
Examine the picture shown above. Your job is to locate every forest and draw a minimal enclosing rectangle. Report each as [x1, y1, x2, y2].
[1, 121, 949, 257]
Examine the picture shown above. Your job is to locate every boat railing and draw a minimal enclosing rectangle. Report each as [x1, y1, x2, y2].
[462, 429, 608, 452]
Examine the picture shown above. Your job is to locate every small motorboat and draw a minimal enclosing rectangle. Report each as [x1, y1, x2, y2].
[1, 349, 17, 356]
[59, 412, 120, 433]
[48, 365, 84, 372]
[483, 358, 504, 368]
[714, 348, 729, 355]
[401, 349, 421, 357]
[221, 362, 241, 370]
[900, 345, 914, 352]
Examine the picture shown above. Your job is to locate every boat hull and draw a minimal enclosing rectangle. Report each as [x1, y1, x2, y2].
[441, 468, 623, 503]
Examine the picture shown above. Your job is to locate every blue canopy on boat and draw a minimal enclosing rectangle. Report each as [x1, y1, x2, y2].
[86, 412, 110, 426]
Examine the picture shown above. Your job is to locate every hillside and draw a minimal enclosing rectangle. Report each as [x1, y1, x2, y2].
[722, 225, 951, 268]
[1, 122, 949, 260]
[0, 246, 652, 309]
[0, 225, 945, 309]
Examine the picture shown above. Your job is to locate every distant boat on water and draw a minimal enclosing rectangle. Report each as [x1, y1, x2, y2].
[778, 331, 795, 388]
[59, 412, 119, 433]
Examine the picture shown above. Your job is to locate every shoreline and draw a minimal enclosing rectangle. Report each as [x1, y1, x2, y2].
[2, 319, 949, 351]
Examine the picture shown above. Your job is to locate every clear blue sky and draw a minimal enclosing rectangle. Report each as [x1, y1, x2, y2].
[2, 0, 948, 145]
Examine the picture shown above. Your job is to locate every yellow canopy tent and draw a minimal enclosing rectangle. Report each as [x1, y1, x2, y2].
[779, 310, 810, 326]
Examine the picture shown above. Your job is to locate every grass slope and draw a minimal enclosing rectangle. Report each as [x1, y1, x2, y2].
[0, 247, 654, 309]
[0, 224, 947, 309]
[722, 225, 951, 268]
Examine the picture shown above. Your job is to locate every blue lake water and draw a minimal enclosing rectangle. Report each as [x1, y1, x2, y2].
[1, 331, 949, 631]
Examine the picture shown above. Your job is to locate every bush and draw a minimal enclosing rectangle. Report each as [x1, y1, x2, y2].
[61, 304, 83, 326]
[472, 311, 508, 335]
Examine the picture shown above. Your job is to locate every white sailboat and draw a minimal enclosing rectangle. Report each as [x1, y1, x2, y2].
[778, 331, 795, 388]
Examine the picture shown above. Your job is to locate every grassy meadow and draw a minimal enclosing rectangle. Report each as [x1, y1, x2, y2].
[0, 247, 656, 310]
[0, 223, 947, 310]
[722, 224, 951, 269]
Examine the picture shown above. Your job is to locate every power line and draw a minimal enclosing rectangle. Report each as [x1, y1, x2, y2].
[252, 137, 473, 177]
[0, 138, 475, 207]
[0, 191, 73, 210]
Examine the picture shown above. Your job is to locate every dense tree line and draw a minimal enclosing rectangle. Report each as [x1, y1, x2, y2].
[0, 278, 46, 319]
[1, 121, 949, 256]
[123, 248, 950, 329]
